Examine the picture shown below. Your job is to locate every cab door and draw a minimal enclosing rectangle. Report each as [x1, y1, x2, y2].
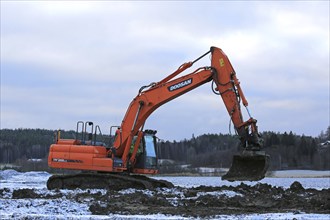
[134, 134, 158, 173]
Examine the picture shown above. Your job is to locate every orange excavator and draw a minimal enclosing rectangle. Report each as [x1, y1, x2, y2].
[47, 46, 269, 190]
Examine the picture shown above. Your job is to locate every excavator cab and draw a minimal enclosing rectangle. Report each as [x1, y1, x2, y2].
[130, 130, 159, 174]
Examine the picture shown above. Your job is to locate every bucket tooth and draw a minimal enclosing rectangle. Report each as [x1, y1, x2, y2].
[222, 151, 270, 182]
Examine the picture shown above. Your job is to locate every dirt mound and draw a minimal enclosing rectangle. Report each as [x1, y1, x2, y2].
[289, 181, 304, 192]
[12, 189, 40, 199]
[11, 188, 63, 199]
[88, 182, 330, 217]
[5, 181, 330, 217]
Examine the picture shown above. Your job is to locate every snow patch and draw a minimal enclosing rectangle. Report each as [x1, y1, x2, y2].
[0, 169, 20, 180]
[0, 198, 91, 217]
[271, 170, 330, 178]
[118, 188, 154, 197]
[197, 190, 243, 198]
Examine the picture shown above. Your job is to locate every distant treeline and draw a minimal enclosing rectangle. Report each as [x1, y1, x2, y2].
[0, 127, 329, 171]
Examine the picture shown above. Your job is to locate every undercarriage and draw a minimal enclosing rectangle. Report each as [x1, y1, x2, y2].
[47, 173, 174, 190]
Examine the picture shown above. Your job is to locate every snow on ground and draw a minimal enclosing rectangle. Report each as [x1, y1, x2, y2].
[155, 175, 330, 190]
[1, 198, 91, 218]
[1, 170, 330, 219]
[196, 190, 243, 198]
[0, 169, 50, 189]
[271, 170, 330, 178]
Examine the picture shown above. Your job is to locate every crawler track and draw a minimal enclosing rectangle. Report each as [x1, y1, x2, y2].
[47, 173, 174, 190]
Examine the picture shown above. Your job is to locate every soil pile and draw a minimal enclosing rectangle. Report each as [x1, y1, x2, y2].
[89, 181, 330, 217]
[8, 181, 330, 217]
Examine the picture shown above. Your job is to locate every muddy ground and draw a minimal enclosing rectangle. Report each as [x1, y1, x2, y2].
[2, 181, 329, 218]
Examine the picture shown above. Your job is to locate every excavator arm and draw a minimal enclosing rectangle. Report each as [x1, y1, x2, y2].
[210, 47, 263, 149]
[112, 47, 268, 180]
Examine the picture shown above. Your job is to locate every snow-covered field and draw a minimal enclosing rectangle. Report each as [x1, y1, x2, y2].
[154, 175, 330, 190]
[1, 169, 329, 219]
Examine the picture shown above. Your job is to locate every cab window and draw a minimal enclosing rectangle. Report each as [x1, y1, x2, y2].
[144, 135, 156, 157]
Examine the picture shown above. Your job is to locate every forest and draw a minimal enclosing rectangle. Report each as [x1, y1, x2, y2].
[0, 126, 329, 172]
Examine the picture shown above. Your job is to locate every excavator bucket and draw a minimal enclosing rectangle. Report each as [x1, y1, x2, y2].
[222, 151, 270, 182]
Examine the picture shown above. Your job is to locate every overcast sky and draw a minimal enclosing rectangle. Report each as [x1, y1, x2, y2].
[1, 1, 329, 141]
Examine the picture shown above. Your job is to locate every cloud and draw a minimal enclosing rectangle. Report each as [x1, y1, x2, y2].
[1, 1, 329, 140]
